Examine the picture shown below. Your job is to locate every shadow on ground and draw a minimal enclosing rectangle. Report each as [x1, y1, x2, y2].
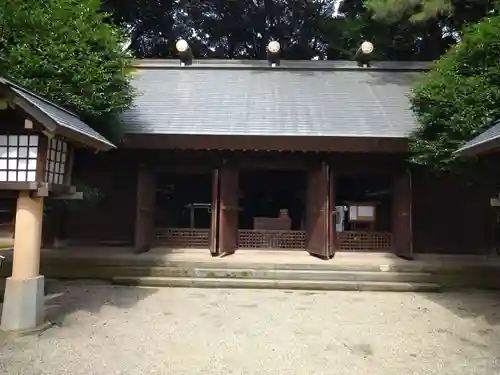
[424, 290, 500, 325]
[35, 279, 158, 326]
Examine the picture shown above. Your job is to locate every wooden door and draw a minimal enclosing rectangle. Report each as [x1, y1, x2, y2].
[134, 165, 156, 253]
[306, 162, 330, 259]
[392, 169, 413, 259]
[219, 166, 239, 254]
[328, 169, 336, 257]
[209, 169, 220, 255]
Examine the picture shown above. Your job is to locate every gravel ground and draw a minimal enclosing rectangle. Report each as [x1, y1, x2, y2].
[1, 281, 500, 375]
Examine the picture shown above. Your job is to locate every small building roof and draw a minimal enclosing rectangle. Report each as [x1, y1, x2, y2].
[0, 77, 115, 151]
[123, 59, 429, 139]
[456, 120, 500, 156]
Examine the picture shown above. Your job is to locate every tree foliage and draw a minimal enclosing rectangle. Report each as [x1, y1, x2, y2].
[102, 0, 335, 59]
[365, 0, 494, 23]
[365, 0, 453, 22]
[101, 0, 496, 62]
[0, 0, 135, 139]
[331, 0, 455, 60]
[409, 14, 500, 171]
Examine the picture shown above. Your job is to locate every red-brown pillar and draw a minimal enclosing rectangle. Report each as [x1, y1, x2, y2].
[305, 162, 330, 259]
[134, 164, 156, 253]
[392, 168, 413, 259]
[218, 165, 238, 254]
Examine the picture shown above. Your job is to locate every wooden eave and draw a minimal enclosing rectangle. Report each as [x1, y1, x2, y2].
[121, 133, 409, 153]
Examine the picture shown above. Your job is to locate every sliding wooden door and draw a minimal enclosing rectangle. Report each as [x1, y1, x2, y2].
[306, 162, 330, 259]
[219, 166, 239, 254]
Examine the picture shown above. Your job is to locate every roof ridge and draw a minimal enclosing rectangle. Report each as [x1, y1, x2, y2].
[131, 59, 431, 72]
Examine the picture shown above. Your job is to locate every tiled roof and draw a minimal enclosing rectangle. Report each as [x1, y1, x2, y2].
[457, 120, 500, 156]
[0, 77, 115, 150]
[123, 60, 427, 138]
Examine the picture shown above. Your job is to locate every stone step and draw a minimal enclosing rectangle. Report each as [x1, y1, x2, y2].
[108, 267, 435, 283]
[111, 276, 441, 292]
[33, 256, 428, 273]
[33, 264, 435, 283]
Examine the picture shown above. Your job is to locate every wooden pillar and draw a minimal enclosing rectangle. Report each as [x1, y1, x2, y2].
[219, 165, 238, 255]
[392, 168, 413, 259]
[329, 170, 336, 256]
[1, 191, 45, 331]
[209, 169, 220, 255]
[134, 164, 156, 253]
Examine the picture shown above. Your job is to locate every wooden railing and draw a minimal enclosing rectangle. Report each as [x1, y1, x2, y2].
[154, 228, 391, 252]
[336, 231, 392, 252]
[155, 228, 210, 248]
[238, 229, 306, 249]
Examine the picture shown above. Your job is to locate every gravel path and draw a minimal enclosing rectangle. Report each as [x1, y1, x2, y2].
[1, 281, 500, 375]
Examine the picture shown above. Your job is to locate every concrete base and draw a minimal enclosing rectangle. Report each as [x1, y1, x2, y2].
[0, 276, 44, 332]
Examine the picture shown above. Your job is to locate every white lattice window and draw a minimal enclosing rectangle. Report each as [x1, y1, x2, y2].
[45, 138, 68, 185]
[0, 135, 38, 182]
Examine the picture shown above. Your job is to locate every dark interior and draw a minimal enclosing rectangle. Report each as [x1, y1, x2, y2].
[335, 175, 392, 232]
[238, 170, 306, 230]
[155, 172, 212, 229]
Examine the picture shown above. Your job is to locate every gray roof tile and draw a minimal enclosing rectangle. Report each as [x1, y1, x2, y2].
[123, 63, 423, 138]
[457, 120, 500, 156]
[1, 77, 114, 150]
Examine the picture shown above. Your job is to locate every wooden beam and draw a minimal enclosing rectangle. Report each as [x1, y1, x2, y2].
[0, 182, 39, 191]
[63, 145, 75, 186]
[50, 191, 83, 200]
[123, 134, 409, 153]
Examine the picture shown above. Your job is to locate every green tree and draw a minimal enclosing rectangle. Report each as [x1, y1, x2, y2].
[324, 0, 453, 61]
[365, 0, 452, 22]
[0, 0, 135, 140]
[365, 0, 494, 23]
[409, 14, 500, 171]
[364, 0, 496, 59]
[103, 0, 336, 59]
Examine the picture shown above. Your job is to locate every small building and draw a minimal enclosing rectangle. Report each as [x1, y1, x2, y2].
[48, 60, 500, 258]
[457, 120, 500, 156]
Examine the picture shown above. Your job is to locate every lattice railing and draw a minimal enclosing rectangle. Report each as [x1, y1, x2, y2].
[238, 229, 306, 249]
[336, 231, 392, 252]
[155, 228, 210, 248]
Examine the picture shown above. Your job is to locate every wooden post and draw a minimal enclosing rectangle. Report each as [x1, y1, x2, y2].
[1, 191, 45, 331]
[209, 169, 220, 255]
[392, 168, 413, 259]
[134, 165, 156, 253]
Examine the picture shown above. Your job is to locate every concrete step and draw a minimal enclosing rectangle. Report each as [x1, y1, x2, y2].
[33, 264, 435, 283]
[109, 267, 435, 283]
[111, 276, 441, 292]
[33, 256, 429, 273]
